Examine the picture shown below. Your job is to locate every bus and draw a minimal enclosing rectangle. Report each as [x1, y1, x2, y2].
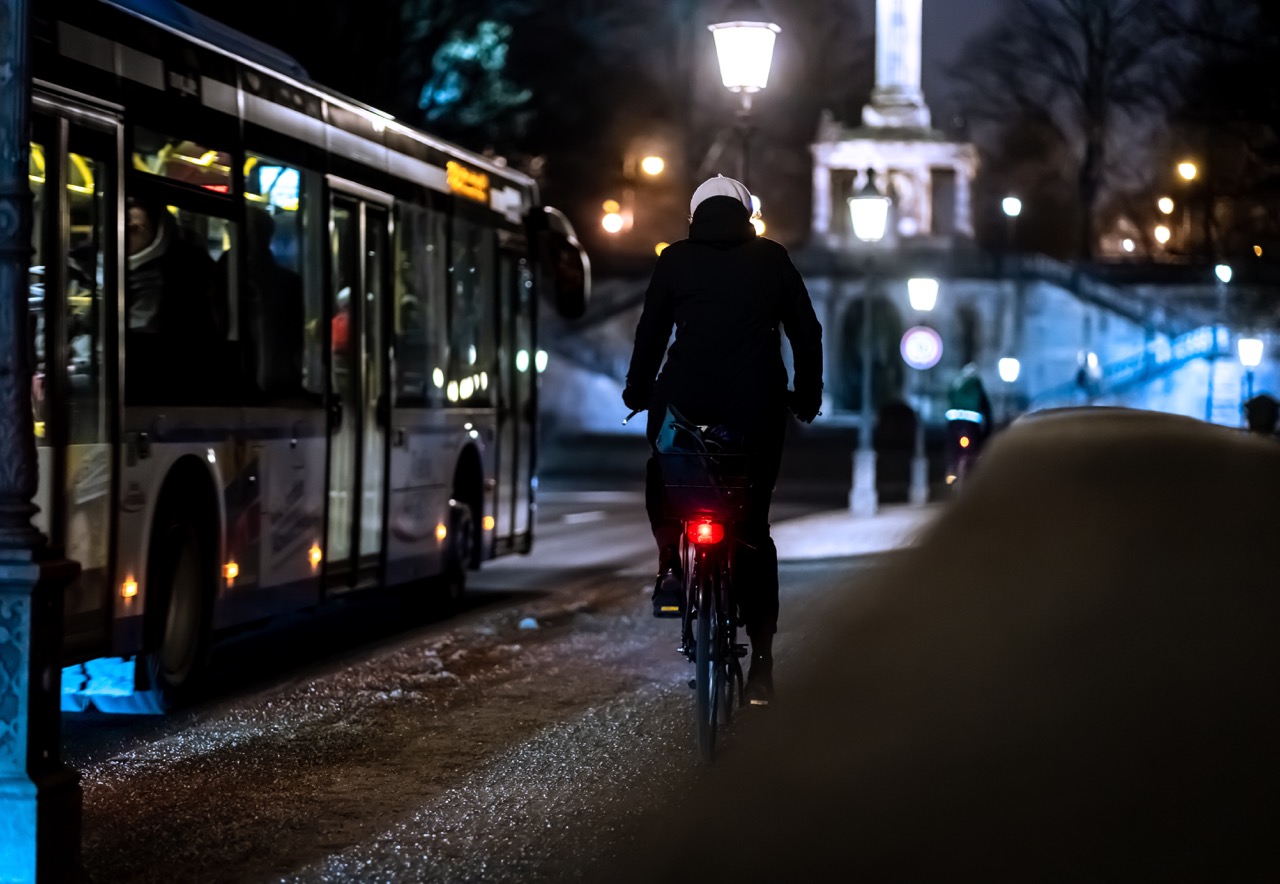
[28, 0, 590, 713]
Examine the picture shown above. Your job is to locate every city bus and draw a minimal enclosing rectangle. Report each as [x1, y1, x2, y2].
[28, 0, 590, 713]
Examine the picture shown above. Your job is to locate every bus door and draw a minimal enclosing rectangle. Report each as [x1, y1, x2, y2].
[496, 238, 536, 550]
[30, 97, 120, 657]
[325, 184, 391, 591]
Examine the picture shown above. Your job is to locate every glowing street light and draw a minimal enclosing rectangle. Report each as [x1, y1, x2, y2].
[848, 173, 890, 243]
[1215, 263, 1233, 284]
[1178, 161, 1199, 181]
[1158, 196, 1174, 214]
[998, 357, 1021, 383]
[1238, 337, 1264, 368]
[709, 2, 780, 94]
[640, 155, 665, 176]
[1154, 225, 1171, 245]
[601, 212, 624, 234]
[907, 277, 939, 312]
[1122, 238, 1136, 253]
[1002, 196, 1022, 218]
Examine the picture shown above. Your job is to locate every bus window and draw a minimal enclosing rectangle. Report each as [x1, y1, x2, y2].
[244, 154, 316, 399]
[394, 204, 446, 406]
[446, 216, 495, 406]
[30, 141, 47, 443]
[124, 200, 235, 404]
[132, 126, 232, 193]
[66, 148, 108, 443]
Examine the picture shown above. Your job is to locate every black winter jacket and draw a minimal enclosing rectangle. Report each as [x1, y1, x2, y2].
[625, 196, 823, 430]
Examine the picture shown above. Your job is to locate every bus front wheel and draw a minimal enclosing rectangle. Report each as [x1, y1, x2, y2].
[97, 508, 212, 714]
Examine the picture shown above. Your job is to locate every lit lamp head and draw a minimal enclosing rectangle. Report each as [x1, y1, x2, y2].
[1002, 196, 1022, 218]
[848, 172, 890, 243]
[1238, 337, 1264, 368]
[709, 0, 781, 94]
[998, 357, 1021, 383]
[907, 277, 939, 312]
[1215, 264, 1233, 284]
[1178, 161, 1199, 182]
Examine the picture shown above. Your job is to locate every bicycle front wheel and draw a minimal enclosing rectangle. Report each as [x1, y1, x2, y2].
[694, 568, 719, 763]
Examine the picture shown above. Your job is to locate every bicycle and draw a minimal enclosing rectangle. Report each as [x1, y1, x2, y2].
[626, 406, 750, 762]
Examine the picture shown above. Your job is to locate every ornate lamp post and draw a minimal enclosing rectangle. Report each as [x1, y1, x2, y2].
[847, 173, 891, 516]
[0, 4, 82, 880]
[905, 278, 940, 506]
[709, 0, 779, 186]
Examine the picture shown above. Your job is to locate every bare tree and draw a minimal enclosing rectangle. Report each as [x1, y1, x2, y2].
[952, 0, 1179, 259]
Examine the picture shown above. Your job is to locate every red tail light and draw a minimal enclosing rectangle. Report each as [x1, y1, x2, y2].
[688, 520, 725, 545]
[959, 435, 971, 448]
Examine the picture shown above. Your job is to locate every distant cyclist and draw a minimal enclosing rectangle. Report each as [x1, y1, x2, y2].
[623, 174, 824, 704]
[945, 363, 994, 482]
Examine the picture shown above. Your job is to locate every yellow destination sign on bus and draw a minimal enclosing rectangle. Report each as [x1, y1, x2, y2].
[447, 161, 489, 203]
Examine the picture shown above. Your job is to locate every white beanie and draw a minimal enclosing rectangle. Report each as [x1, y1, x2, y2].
[690, 174, 752, 216]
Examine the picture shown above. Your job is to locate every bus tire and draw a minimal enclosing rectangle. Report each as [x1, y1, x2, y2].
[99, 504, 213, 714]
[442, 497, 475, 606]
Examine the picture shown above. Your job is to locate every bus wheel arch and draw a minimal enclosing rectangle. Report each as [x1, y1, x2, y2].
[136, 457, 220, 712]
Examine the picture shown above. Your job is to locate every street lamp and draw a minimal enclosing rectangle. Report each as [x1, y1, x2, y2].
[1178, 161, 1199, 181]
[1154, 224, 1171, 245]
[1215, 263, 1233, 284]
[998, 357, 1021, 422]
[846, 172, 890, 516]
[905, 279, 939, 507]
[1158, 196, 1174, 215]
[1239, 336, 1264, 402]
[640, 155, 665, 176]
[709, 0, 779, 186]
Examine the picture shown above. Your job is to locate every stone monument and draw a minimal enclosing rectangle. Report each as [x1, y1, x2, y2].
[810, 0, 978, 249]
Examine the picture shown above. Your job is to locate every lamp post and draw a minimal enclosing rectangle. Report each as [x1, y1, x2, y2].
[709, 0, 779, 187]
[906, 279, 939, 506]
[1206, 263, 1232, 422]
[1, 3, 82, 881]
[1238, 336, 1263, 406]
[847, 172, 891, 516]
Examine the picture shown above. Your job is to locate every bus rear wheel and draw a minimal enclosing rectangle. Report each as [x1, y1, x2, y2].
[440, 498, 476, 606]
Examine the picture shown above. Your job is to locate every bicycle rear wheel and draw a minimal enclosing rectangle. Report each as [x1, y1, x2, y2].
[694, 564, 720, 763]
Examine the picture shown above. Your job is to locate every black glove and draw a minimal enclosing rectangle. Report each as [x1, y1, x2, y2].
[789, 388, 822, 423]
[622, 385, 650, 412]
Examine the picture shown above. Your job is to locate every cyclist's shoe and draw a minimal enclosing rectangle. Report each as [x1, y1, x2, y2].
[652, 546, 683, 618]
[744, 653, 774, 706]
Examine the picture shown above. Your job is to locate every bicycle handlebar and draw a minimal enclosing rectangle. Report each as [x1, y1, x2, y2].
[622, 409, 643, 426]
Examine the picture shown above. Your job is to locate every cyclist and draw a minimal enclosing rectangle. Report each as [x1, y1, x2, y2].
[623, 174, 824, 704]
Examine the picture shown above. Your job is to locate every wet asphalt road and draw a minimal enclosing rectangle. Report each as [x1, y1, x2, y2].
[62, 486, 885, 883]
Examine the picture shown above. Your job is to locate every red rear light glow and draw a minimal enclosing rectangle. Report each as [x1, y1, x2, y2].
[687, 520, 725, 545]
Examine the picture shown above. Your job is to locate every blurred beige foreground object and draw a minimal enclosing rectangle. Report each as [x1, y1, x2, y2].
[613, 408, 1280, 881]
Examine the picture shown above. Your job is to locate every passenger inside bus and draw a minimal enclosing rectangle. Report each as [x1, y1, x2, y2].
[244, 205, 304, 397]
[125, 198, 225, 402]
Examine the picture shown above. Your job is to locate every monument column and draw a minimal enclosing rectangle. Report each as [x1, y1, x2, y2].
[863, 0, 931, 130]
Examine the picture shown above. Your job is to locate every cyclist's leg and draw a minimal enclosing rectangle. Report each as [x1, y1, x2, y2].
[646, 402, 684, 616]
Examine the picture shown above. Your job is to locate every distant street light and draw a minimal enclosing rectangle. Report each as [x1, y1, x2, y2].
[1215, 263, 1233, 284]
[848, 171, 890, 516]
[1154, 225, 1171, 245]
[848, 173, 891, 243]
[1158, 196, 1175, 214]
[601, 212, 624, 234]
[640, 155, 665, 176]
[907, 277, 939, 312]
[1002, 196, 1022, 218]
[998, 357, 1021, 383]
[1239, 337, 1264, 402]
[709, 0, 779, 185]
[1178, 161, 1199, 181]
[1122, 238, 1136, 253]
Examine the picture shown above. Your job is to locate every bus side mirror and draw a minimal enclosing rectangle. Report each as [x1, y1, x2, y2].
[530, 207, 590, 320]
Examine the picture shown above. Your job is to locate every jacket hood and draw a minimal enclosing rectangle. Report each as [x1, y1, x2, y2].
[689, 196, 755, 246]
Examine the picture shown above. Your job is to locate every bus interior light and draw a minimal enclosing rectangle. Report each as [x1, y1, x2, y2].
[121, 576, 138, 599]
[223, 561, 239, 584]
[309, 544, 323, 570]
